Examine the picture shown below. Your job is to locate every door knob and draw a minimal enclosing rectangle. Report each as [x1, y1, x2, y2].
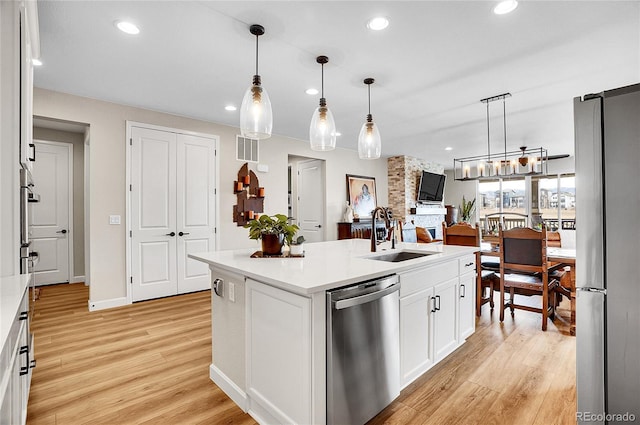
[315, 225, 322, 228]
[56, 229, 68, 234]
[166, 232, 176, 237]
[178, 232, 190, 236]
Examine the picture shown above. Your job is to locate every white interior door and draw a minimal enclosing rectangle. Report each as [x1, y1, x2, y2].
[176, 133, 215, 293]
[297, 159, 325, 242]
[130, 127, 178, 302]
[31, 141, 71, 285]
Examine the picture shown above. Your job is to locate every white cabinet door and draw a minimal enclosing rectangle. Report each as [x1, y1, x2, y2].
[458, 272, 476, 341]
[246, 279, 311, 425]
[433, 277, 459, 362]
[176, 134, 215, 293]
[131, 127, 178, 301]
[400, 287, 434, 388]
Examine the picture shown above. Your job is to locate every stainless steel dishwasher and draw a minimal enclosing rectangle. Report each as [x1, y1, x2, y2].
[327, 274, 400, 425]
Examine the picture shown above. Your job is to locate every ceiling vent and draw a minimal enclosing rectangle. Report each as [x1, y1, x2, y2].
[236, 135, 259, 163]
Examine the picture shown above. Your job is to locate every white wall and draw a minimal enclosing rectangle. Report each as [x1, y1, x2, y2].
[33, 88, 388, 305]
[443, 170, 477, 223]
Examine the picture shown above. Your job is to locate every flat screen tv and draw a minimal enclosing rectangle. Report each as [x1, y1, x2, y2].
[417, 171, 446, 203]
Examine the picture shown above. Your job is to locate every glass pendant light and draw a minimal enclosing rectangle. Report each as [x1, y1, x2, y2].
[240, 24, 272, 140]
[309, 55, 336, 151]
[358, 78, 381, 159]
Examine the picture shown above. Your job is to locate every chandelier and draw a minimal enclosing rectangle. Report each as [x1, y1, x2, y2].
[453, 93, 548, 181]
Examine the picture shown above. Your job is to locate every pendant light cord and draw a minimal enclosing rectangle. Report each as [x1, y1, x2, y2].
[486, 101, 491, 161]
[503, 97, 507, 162]
[368, 83, 371, 114]
[321, 63, 324, 98]
[255, 34, 259, 76]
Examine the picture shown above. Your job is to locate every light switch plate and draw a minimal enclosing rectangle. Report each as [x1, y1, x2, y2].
[229, 282, 235, 302]
[109, 215, 121, 225]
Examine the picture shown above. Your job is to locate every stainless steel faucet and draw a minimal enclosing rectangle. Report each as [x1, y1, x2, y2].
[371, 207, 393, 252]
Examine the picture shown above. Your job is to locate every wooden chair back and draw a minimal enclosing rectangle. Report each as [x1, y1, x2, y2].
[499, 225, 547, 274]
[442, 221, 481, 247]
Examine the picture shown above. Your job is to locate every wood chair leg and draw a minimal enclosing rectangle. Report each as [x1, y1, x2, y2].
[499, 280, 505, 322]
[509, 287, 515, 315]
[542, 286, 549, 331]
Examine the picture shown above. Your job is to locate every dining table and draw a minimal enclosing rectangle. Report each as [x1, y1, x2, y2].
[476, 240, 577, 335]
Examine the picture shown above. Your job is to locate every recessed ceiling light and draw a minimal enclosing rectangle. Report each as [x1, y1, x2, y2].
[116, 21, 140, 35]
[366, 16, 389, 31]
[445, 147, 453, 151]
[32, 58, 42, 66]
[493, 0, 518, 15]
[305, 88, 319, 95]
[225, 105, 237, 111]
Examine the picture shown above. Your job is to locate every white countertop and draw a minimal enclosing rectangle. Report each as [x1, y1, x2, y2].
[0, 273, 31, 350]
[189, 239, 478, 295]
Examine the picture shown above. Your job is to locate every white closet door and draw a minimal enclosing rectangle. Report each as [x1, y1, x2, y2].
[176, 134, 215, 293]
[130, 127, 177, 302]
[31, 142, 71, 285]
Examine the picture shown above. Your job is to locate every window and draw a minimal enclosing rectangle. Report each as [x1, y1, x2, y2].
[479, 178, 526, 217]
[533, 174, 575, 231]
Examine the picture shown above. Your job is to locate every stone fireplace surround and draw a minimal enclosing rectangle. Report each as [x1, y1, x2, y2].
[387, 155, 446, 239]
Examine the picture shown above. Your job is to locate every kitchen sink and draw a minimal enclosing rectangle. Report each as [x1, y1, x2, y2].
[367, 250, 435, 262]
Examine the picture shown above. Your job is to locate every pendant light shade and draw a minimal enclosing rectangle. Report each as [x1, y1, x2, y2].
[358, 78, 381, 159]
[240, 24, 272, 140]
[309, 56, 336, 151]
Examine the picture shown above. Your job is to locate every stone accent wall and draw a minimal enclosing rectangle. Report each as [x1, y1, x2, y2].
[387, 155, 445, 222]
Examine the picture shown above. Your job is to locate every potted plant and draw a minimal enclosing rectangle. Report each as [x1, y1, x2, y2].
[244, 213, 299, 255]
[289, 235, 305, 256]
[459, 196, 476, 223]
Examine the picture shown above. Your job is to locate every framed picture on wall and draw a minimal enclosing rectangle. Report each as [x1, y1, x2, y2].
[346, 174, 377, 219]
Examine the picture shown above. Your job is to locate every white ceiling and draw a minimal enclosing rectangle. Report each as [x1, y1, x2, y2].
[35, 1, 640, 167]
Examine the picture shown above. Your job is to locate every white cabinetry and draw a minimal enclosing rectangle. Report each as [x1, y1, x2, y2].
[246, 279, 312, 425]
[0, 275, 34, 425]
[458, 255, 477, 341]
[399, 255, 476, 389]
[433, 277, 458, 362]
[400, 286, 434, 385]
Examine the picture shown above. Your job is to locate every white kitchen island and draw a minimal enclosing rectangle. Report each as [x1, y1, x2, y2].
[189, 239, 478, 425]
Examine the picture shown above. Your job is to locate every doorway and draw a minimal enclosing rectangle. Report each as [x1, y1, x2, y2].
[288, 156, 326, 243]
[127, 122, 218, 302]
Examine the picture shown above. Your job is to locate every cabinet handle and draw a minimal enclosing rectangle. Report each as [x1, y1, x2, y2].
[461, 284, 466, 298]
[19, 311, 28, 320]
[29, 143, 36, 162]
[436, 295, 441, 311]
[465, 262, 474, 267]
[165, 232, 176, 237]
[431, 296, 437, 313]
[19, 345, 29, 376]
[178, 232, 190, 236]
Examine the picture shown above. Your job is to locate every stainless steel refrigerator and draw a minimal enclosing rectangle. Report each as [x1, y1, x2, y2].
[574, 83, 640, 424]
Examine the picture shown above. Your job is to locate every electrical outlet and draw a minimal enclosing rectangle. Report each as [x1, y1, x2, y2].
[229, 282, 235, 303]
[109, 215, 121, 225]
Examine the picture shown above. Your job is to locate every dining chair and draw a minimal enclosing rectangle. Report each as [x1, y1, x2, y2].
[399, 221, 418, 243]
[498, 225, 563, 331]
[442, 222, 499, 315]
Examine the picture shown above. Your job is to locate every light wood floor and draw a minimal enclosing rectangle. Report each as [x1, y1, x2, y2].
[26, 283, 575, 425]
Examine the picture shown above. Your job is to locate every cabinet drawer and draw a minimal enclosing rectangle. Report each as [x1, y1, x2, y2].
[459, 255, 476, 275]
[400, 260, 458, 298]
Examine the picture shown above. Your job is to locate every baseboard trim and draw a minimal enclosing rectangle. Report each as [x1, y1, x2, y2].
[71, 275, 85, 284]
[210, 364, 248, 411]
[88, 297, 128, 312]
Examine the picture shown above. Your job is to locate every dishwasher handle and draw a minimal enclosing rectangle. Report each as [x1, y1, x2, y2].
[333, 283, 399, 310]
